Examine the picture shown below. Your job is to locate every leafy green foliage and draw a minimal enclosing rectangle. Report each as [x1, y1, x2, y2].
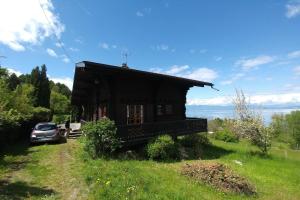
[50, 91, 70, 114]
[82, 119, 121, 158]
[286, 111, 300, 149]
[50, 81, 71, 98]
[180, 133, 210, 147]
[213, 129, 239, 143]
[146, 135, 180, 161]
[52, 114, 70, 124]
[0, 67, 8, 79]
[270, 111, 300, 149]
[179, 133, 211, 159]
[32, 107, 51, 122]
[208, 118, 224, 132]
[7, 73, 21, 90]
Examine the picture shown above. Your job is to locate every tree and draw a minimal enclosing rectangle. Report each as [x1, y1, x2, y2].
[286, 111, 300, 149]
[233, 89, 272, 154]
[0, 67, 8, 79]
[30, 65, 50, 108]
[50, 91, 70, 114]
[19, 74, 31, 84]
[11, 84, 35, 117]
[50, 81, 71, 98]
[7, 73, 21, 90]
[38, 65, 50, 108]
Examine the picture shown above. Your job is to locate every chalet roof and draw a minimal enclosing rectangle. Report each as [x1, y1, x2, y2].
[71, 61, 214, 104]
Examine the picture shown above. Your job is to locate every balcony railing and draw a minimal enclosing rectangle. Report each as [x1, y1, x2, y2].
[117, 118, 207, 143]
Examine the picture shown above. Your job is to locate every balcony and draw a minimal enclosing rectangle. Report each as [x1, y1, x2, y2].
[117, 118, 207, 144]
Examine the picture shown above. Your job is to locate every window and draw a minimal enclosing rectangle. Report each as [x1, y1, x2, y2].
[165, 104, 173, 115]
[156, 104, 173, 115]
[127, 105, 144, 125]
[157, 104, 163, 116]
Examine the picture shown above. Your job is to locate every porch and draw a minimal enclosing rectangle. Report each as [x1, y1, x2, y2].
[117, 118, 207, 144]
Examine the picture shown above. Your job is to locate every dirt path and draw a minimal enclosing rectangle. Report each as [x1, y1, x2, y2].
[0, 140, 88, 200]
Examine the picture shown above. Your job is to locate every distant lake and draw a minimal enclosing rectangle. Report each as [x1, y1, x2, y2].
[186, 105, 300, 124]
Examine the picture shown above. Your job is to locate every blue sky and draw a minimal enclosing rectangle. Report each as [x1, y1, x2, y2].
[1, 0, 300, 105]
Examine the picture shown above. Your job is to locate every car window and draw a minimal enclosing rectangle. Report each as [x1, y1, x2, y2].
[35, 124, 57, 131]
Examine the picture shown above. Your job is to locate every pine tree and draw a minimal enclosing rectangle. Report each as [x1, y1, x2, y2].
[39, 65, 50, 108]
[30, 66, 40, 107]
[30, 65, 51, 108]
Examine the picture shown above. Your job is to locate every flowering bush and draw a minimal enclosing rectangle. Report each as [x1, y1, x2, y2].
[233, 90, 273, 154]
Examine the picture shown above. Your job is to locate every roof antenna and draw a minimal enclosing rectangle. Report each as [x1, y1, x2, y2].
[121, 49, 130, 68]
[211, 85, 220, 91]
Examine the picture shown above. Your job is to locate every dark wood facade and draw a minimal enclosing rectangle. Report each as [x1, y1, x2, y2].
[71, 61, 213, 143]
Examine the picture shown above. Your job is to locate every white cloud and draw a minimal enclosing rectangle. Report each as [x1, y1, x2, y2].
[136, 8, 151, 17]
[136, 11, 144, 17]
[69, 47, 79, 52]
[294, 66, 300, 76]
[221, 73, 245, 85]
[50, 77, 73, 90]
[100, 42, 109, 49]
[185, 68, 218, 82]
[166, 65, 189, 75]
[0, 0, 65, 51]
[149, 67, 163, 73]
[46, 48, 57, 57]
[286, 3, 300, 18]
[7, 68, 23, 76]
[187, 93, 300, 105]
[150, 65, 217, 82]
[61, 55, 70, 63]
[235, 55, 275, 70]
[220, 80, 233, 85]
[266, 77, 273, 81]
[199, 49, 207, 54]
[288, 50, 300, 58]
[55, 42, 64, 48]
[189, 49, 196, 54]
[75, 38, 84, 44]
[214, 56, 223, 61]
[187, 96, 231, 106]
[157, 44, 169, 51]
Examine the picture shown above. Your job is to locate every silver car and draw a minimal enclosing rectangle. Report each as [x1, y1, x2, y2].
[30, 122, 62, 143]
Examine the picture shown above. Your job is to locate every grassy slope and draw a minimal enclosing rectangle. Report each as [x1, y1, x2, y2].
[80, 139, 300, 200]
[0, 138, 300, 200]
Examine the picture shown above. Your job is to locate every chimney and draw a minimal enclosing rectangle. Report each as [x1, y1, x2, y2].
[121, 63, 129, 68]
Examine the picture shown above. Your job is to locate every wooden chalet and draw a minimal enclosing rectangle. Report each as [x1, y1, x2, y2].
[71, 61, 214, 144]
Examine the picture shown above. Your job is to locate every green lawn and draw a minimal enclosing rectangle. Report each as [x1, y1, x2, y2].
[1, 138, 300, 200]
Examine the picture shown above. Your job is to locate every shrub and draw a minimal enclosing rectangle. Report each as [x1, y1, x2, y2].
[32, 107, 52, 122]
[82, 119, 121, 158]
[180, 133, 211, 147]
[0, 109, 22, 145]
[214, 129, 239, 143]
[179, 133, 210, 159]
[146, 135, 180, 161]
[52, 114, 70, 124]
